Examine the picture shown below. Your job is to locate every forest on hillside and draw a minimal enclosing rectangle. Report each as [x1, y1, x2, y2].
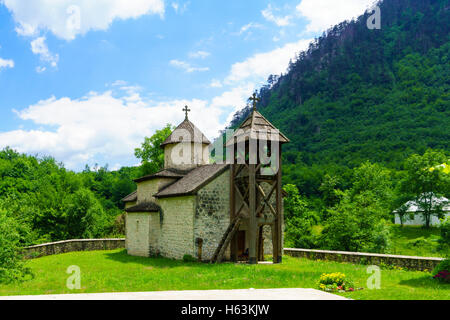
[230, 0, 450, 198]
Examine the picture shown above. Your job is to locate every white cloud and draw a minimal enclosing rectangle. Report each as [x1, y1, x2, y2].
[110, 80, 128, 87]
[0, 89, 225, 170]
[36, 66, 46, 73]
[31, 37, 59, 68]
[210, 79, 223, 88]
[210, 83, 257, 124]
[238, 22, 263, 35]
[189, 51, 210, 59]
[169, 59, 209, 73]
[273, 30, 286, 42]
[224, 39, 311, 85]
[0, 57, 14, 70]
[171, 1, 188, 14]
[296, 0, 375, 33]
[262, 4, 292, 27]
[1, 0, 165, 41]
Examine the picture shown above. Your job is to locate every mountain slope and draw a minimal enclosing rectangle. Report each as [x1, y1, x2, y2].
[229, 0, 449, 193]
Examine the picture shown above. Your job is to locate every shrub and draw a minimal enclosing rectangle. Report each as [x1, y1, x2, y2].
[432, 259, 450, 283]
[438, 217, 450, 254]
[318, 272, 356, 292]
[320, 191, 391, 253]
[0, 210, 31, 283]
[183, 254, 197, 263]
[407, 237, 434, 248]
[283, 184, 320, 249]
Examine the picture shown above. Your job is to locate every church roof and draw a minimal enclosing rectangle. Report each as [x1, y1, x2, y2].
[155, 164, 229, 198]
[125, 201, 162, 213]
[121, 191, 137, 203]
[161, 119, 211, 147]
[134, 168, 190, 183]
[225, 110, 290, 147]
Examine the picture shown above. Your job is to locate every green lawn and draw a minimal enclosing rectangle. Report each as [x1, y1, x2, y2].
[387, 225, 445, 257]
[0, 249, 448, 300]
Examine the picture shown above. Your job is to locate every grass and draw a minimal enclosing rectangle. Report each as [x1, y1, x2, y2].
[0, 249, 448, 300]
[387, 225, 444, 257]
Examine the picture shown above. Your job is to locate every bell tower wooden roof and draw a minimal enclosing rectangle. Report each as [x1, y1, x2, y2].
[225, 110, 290, 147]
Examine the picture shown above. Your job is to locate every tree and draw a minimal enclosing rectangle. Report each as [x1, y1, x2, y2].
[0, 209, 31, 283]
[438, 217, 450, 255]
[134, 124, 174, 175]
[320, 191, 390, 253]
[64, 189, 109, 239]
[283, 184, 319, 248]
[401, 149, 448, 228]
[393, 200, 411, 227]
[319, 174, 342, 208]
[350, 162, 393, 207]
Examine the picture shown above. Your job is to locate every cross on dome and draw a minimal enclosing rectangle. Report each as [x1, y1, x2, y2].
[183, 105, 191, 120]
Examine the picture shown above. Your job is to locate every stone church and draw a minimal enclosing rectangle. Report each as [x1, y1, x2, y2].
[122, 103, 289, 263]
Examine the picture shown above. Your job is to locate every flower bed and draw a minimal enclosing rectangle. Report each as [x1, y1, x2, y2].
[432, 259, 450, 283]
[318, 272, 362, 293]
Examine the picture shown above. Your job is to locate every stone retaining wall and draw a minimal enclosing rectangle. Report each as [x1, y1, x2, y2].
[284, 248, 444, 271]
[23, 239, 125, 259]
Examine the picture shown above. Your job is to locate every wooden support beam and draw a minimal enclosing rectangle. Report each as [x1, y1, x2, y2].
[230, 164, 238, 262]
[234, 185, 250, 214]
[248, 163, 257, 264]
[256, 184, 277, 217]
[275, 145, 283, 263]
[257, 217, 275, 225]
[258, 226, 264, 262]
[271, 223, 278, 264]
[255, 182, 277, 217]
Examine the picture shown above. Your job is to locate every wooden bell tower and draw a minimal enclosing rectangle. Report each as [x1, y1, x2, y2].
[226, 93, 290, 264]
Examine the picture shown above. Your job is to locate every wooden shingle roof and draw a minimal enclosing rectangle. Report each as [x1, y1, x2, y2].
[134, 168, 189, 183]
[161, 119, 211, 147]
[125, 201, 162, 213]
[225, 110, 290, 147]
[155, 164, 229, 198]
[121, 191, 137, 203]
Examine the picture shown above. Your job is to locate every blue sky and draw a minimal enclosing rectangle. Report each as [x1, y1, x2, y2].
[0, 0, 374, 170]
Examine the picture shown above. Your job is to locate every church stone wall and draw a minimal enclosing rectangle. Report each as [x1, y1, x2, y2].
[137, 178, 176, 203]
[124, 201, 137, 209]
[158, 195, 196, 259]
[148, 212, 161, 255]
[137, 180, 159, 203]
[164, 143, 210, 171]
[194, 170, 231, 261]
[126, 212, 151, 257]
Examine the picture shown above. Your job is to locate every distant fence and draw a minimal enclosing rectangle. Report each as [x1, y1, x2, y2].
[23, 239, 126, 259]
[284, 248, 444, 271]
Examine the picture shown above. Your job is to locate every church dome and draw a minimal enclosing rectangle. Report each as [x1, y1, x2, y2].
[161, 106, 211, 170]
[160, 118, 211, 147]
